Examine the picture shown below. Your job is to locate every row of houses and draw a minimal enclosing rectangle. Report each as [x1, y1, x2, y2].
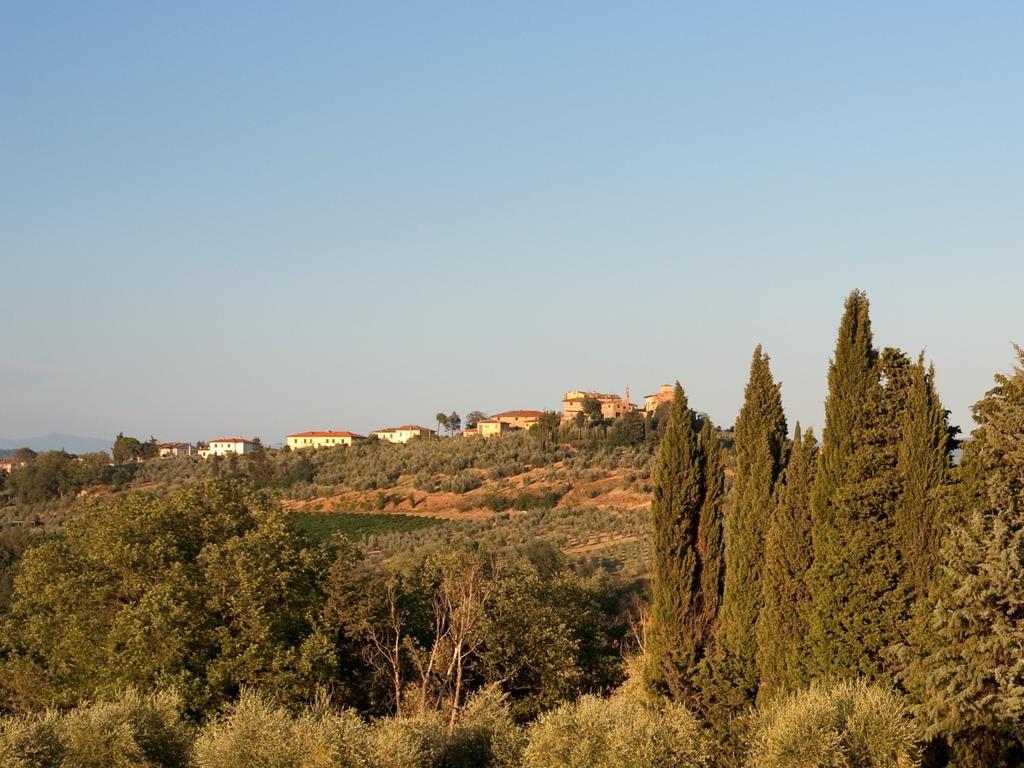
[561, 384, 675, 421]
[141, 384, 678, 459]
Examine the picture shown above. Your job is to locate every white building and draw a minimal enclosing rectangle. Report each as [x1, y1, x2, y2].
[370, 425, 436, 444]
[198, 438, 258, 458]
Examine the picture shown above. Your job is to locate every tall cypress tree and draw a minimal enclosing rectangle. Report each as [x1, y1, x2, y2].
[756, 425, 817, 703]
[718, 345, 788, 704]
[896, 356, 953, 599]
[808, 293, 912, 681]
[647, 383, 706, 700]
[807, 290, 878, 677]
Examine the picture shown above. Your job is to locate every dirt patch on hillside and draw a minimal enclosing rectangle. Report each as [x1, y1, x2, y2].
[281, 463, 652, 521]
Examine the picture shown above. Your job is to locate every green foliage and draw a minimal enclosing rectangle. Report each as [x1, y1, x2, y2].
[5, 450, 123, 504]
[513, 489, 562, 511]
[895, 357, 952, 599]
[369, 715, 446, 768]
[647, 383, 705, 697]
[746, 680, 918, 768]
[291, 512, 442, 542]
[718, 346, 788, 706]
[0, 482, 356, 713]
[905, 348, 1024, 767]
[607, 411, 646, 448]
[808, 296, 914, 682]
[112, 433, 144, 465]
[581, 397, 603, 422]
[521, 686, 710, 768]
[443, 686, 525, 768]
[192, 689, 371, 768]
[756, 426, 817, 703]
[0, 688, 192, 768]
[647, 383, 723, 701]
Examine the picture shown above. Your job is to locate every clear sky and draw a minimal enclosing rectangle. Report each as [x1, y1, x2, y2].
[2, 3, 1022, 445]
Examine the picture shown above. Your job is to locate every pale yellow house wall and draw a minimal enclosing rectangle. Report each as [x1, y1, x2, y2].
[287, 435, 357, 449]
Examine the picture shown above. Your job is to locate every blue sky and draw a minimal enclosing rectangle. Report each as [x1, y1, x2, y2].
[2, 3, 1022, 444]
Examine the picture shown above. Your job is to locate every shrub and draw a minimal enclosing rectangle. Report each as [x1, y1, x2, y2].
[522, 687, 709, 768]
[0, 711, 63, 768]
[479, 493, 514, 513]
[368, 714, 445, 768]
[0, 689, 191, 768]
[439, 472, 483, 495]
[445, 686, 525, 768]
[514, 490, 561, 511]
[746, 680, 919, 768]
[193, 689, 371, 768]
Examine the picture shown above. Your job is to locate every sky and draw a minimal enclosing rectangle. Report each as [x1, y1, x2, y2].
[2, 2, 1022, 445]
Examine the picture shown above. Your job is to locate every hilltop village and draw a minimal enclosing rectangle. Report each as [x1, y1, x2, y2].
[147, 385, 677, 459]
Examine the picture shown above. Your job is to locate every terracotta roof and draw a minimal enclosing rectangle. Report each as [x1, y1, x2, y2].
[372, 425, 434, 434]
[209, 437, 256, 444]
[156, 442, 190, 449]
[287, 431, 365, 439]
[492, 410, 544, 418]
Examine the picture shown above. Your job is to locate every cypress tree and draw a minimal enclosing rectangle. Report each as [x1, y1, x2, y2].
[647, 383, 704, 698]
[807, 290, 878, 677]
[697, 417, 726, 640]
[756, 425, 817, 703]
[646, 383, 717, 702]
[906, 348, 1024, 767]
[808, 293, 910, 681]
[718, 345, 788, 704]
[896, 356, 953, 599]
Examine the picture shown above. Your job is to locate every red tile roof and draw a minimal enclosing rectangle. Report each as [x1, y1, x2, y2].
[492, 410, 544, 418]
[372, 425, 435, 434]
[209, 437, 256, 444]
[287, 431, 365, 439]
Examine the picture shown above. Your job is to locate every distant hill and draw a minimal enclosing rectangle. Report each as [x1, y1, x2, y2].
[0, 434, 113, 454]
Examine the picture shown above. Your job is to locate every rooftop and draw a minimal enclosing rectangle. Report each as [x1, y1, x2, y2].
[287, 430, 365, 439]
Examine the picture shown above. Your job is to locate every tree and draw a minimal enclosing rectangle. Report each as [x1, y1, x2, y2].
[607, 411, 646, 447]
[807, 292, 908, 682]
[465, 411, 488, 430]
[534, 412, 562, 444]
[138, 437, 159, 461]
[112, 433, 143, 465]
[717, 345, 788, 706]
[447, 412, 462, 436]
[11, 447, 37, 464]
[906, 348, 1024, 767]
[581, 397, 603, 423]
[896, 356, 953, 599]
[646, 383, 720, 704]
[756, 426, 817, 703]
[0, 481, 354, 714]
[6, 450, 78, 503]
[697, 419, 725, 646]
[246, 444, 274, 486]
[436, 413, 448, 436]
